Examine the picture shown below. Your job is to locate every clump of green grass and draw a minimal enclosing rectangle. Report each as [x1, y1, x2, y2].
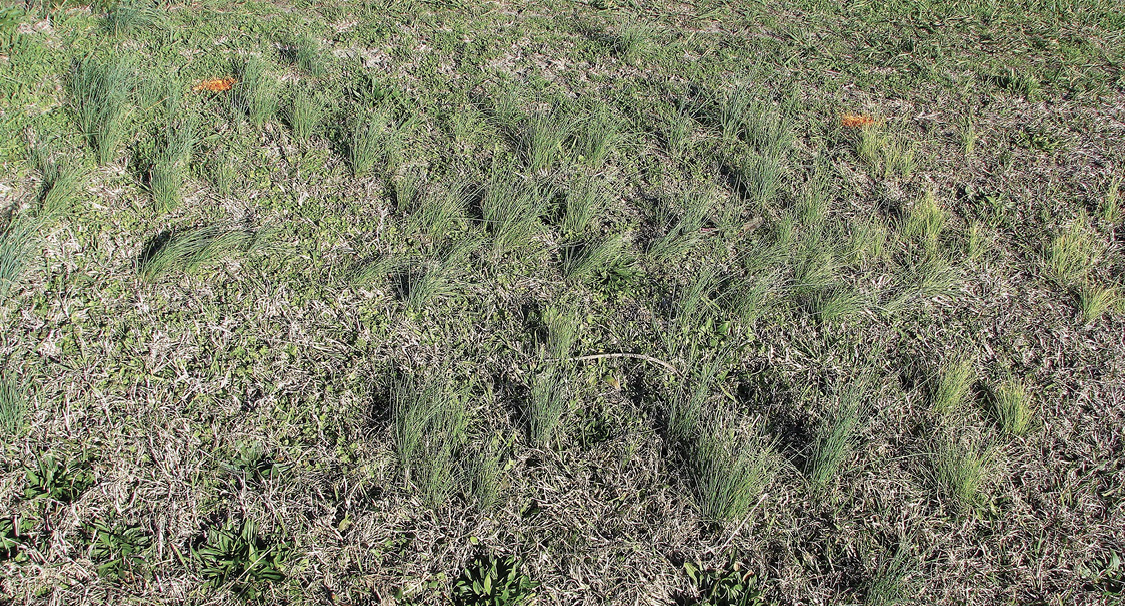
[0, 374, 27, 440]
[788, 227, 839, 295]
[648, 190, 710, 262]
[690, 419, 776, 524]
[810, 283, 865, 323]
[806, 383, 865, 488]
[347, 104, 406, 177]
[465, 437, 505, 511]
[795, 156, 830, 226]
[481, 165, 547, 255]
[575, 100, 621, 168]
[1044, 215, 1097, 286]
[392, 165, 426, 213]
[137, 225, 264, 281]
[858, 127, 915, 180]
[990, 377, 1032, 436]
[561, 234, 625, 283]
[932, 435, 994, 514]
[717, 85, 752, 143]
[527, 364, 569, 448]
[0, 217, 35, 300]
[207, 149, 237, 197]
[1078, 283, 1117, 323]
[523, 100, 570, 173]
[738, 153, 783, 208]
[150, 114, 198, 212]
[614, 16, 655, 63]
[542, 305, 578, 360]
[846, 218, 888, 266]
[390, 373, 467, 507]
[667, 357, 722, 442]
[398, 236, 478, 310]
[102, 1, 160, 35]
[742, 98, 794, 159]
[560, 177, 609, 238]
[292, 34, 328, 77]
[675, 266, 720, 332]
[286, 86, 325, 142]
[866, 545, 915, 606]
[1098, 175, 1121, 225]
[661, 100, 695, 158]
[411, 181, 470, 242]
[30, 143, 84, 217]
[233, 56, 279, 127]
[901, 190, 946, 256]
[931, 357, 974, 414]
[68, 56, 133, 165]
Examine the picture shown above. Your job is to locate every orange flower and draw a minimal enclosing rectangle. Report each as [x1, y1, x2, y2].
[842, 113, 876, 128]
[192, 77, 236, 92]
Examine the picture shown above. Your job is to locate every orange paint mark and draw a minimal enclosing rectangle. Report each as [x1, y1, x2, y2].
[842, 113, 876, 128]
[192, 77, 236, 92]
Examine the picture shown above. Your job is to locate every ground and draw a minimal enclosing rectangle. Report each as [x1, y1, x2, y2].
[0, 1, 1123, 605]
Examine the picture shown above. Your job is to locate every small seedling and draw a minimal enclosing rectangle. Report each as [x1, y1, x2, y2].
[452, 554, 537, 606]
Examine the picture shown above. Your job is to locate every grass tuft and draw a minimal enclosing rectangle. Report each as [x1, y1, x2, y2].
[527, 364, 569, 448]
[391, 373, 466, 507]
[30, 143, 84, 217]
[292, 34, 328, 77]
[931, 357, 974, 414]
[933, 435, 994, 513]
[103, 1, 160, 35]
[286, 86, 325, 142]
[137, 225, 262, 281]
[68, 56, 133, 165]
[806, 383, 865, 488]
[481, 164, 547, 255]
[233, 56, 279, 127]
[690, 419, 776, 524]
[1044, 215, 1097, 286]
[0, 218, 36, 300]
[1078, 283, 1117, 323]
[901, 190, 946, 256]
[0, 374, 27, 440]
[990, 377, 1032, 436]
[648, 190, 709, 263]
[523, 100, 570, 173]
[858, 126, 915, 180]
[398, 236, 478, 310]
[347, 104, 406, 177]
[150, 114, 198, 212]
[575, 100, 621, 168]
[560, 177, 609, 238]
[561, 234, 625, 283]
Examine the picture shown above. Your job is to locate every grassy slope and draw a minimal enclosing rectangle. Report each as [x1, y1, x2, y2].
[0, 0, 1123, 604]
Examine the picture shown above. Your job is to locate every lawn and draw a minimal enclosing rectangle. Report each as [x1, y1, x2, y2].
[0, 0, 1123, 604]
